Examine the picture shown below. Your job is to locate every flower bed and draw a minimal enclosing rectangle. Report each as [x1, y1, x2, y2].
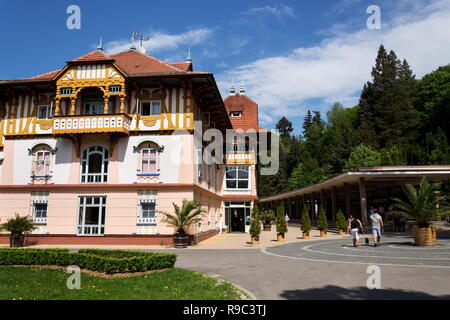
[0, 248, 176, 274]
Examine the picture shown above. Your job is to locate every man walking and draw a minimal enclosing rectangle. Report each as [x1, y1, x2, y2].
[370, 208, 384, 247]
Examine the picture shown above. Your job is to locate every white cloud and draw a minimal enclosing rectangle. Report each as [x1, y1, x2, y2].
[104, 28, 213, 54]
[218, 0, 450, 125]
[245, 5, 294, 20]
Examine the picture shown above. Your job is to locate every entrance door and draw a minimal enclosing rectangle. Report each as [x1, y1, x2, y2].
[85, 102, 104, 115]
[225, 201, 251, 233]
[77, 196, 106, 235]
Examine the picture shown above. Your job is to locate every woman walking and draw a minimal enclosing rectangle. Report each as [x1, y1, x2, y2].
[347, 215, 364, 247]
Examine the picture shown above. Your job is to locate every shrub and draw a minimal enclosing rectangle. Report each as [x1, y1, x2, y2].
[261, 210, 275, 225]
[316, 206, 328, 231]
[249, 203, 261, 237]
[300, 206, 312, 233]
[0, 214, 36, 236]
[335, 210, 347, 231]
[275, 203, 288, 234]
[0, 248, 177, 274]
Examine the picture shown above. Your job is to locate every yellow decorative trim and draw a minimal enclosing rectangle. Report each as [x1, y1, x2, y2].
[142, 119, 157, 127]
[36, 120, 53, 131]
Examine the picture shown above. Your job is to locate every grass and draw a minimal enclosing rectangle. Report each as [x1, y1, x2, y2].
[0, 266, 246, 300]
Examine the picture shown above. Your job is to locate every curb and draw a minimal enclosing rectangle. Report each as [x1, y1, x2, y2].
[206, 273, 257, 300]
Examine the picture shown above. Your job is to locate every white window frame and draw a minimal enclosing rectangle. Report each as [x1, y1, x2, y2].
[33, 203, 47, 218]
[33, 150, 51, 177]
[37, 104, 53, 120]
[140, 100, 161, 116]
[141, 148, 158, 174]
[230, 111, 242, 118]
[77, 196, 106, 236]
[225, 166, 250, 190]
[80, 145, 109, 183]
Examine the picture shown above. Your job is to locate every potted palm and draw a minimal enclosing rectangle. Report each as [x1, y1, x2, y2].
[335, 210, 347, 235]
[317, 206, 328, 237]
[275, 203, 287, 242]
[261, 210, 275, 231]
[249, 203, 261, 245]
[300, 206, 311, 239]
[0, 214, 36, 247]
[159, 200, 205, 248]
[390, 177, 449, 246]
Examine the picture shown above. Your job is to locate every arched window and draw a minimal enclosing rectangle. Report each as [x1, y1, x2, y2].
[31, 144, 52, 177]
[81, 145, 109, 183]
[136, 141, 161, 175]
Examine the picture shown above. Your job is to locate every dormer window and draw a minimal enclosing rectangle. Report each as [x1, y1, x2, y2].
[231, 111, 242, 118]
[141, 101, 161, 116]
[60, 87, 72, 96]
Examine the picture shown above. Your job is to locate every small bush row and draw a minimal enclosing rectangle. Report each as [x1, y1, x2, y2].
[0, 248, 176, 274]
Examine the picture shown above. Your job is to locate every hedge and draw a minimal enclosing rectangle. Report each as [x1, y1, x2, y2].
[0, 248, 177, 274]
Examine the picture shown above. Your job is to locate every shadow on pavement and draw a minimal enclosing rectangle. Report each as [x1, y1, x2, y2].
[280, 285, 450, 300]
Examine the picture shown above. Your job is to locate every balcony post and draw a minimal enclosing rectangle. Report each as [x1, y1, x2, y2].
[103, 95, 109, 114]
[54, 99, 61, 116]
[119, 94, 126, 113]
[70, 97, 76, 115]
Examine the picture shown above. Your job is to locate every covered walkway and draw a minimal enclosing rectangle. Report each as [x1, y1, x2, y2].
[260, 166, 450, 225]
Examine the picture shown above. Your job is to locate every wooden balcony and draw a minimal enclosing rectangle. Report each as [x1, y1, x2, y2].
[53, 114, 132, 135]
[225, 151, 255, 165]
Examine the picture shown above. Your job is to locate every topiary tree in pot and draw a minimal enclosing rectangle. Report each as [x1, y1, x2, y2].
[0, 214, 36, 247]
[275, 202, 288, 242]
[300, 206, 312, 239]
[335, 210, 347, 235]
[249, 202, 261, 245]
[390, 177, 450, 246]
[261, 210, 275, 231]
[159, 200, 205, 248]
[317, 205, 328, 237]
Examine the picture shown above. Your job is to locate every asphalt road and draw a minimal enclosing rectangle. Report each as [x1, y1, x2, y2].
[161, 236, 450, 300]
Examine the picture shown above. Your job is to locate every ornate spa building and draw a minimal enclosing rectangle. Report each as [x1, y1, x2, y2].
[0, 47, 261, 245]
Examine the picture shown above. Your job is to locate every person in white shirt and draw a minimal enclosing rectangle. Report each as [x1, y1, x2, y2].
[370, 209, 384, 247]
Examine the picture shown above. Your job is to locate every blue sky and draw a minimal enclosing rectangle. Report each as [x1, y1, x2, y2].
[1, 0, 450, 132]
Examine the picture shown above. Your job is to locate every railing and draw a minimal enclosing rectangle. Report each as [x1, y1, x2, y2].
[77, 225, 105, 236]
[137, 217, 157, 225]
[32, 217, 47, 224]
[225, 151, 255, 164]
[53, 114, 132, 134]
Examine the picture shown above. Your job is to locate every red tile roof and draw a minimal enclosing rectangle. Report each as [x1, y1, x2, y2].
[25, 50, 196, 80]
[69, 50, 112, 62]
[224, 94, 260, 131]
[109, 50, 188, 75]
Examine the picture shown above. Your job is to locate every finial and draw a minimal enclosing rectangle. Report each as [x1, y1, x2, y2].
[239, 80, 246, 95]
[186, 48, 192, 63]
[229, 78, 236, 94]
[97, 37, 103, 51]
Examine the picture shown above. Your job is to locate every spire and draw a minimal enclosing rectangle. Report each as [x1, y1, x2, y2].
[97, 37, 103, 51]
[186, 48, 192, 63]
[239, 80, 246, 95]
[130, 32, 137, 50]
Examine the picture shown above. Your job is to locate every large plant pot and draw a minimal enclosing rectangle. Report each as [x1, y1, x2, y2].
[338, 229, 346, 235]
[10, 234, 25, 248]
[263, 224, 272, 231]
[302, 231, 310, 239]
[251, 235, 260, 245]
[277, 233, 285, 242]
[320, 230, 327, 237]
[413, 227, 437, 246]
[173, 233, 189, 248]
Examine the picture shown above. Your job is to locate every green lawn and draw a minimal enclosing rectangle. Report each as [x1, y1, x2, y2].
[0, 266, 245, 300]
